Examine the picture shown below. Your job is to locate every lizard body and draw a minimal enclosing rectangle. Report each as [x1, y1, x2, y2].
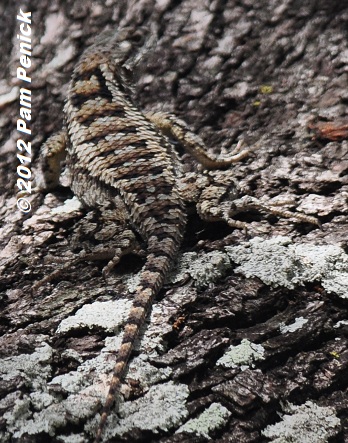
[60, 28, 187, 442]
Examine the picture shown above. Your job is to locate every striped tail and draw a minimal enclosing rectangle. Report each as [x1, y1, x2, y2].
[94, 233, 182, 442]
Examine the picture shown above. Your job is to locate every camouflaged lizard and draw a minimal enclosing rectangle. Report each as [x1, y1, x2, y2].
[37, 26, 319, 442]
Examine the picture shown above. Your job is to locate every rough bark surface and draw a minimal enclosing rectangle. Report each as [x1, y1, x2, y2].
[0, 1, 347, 443]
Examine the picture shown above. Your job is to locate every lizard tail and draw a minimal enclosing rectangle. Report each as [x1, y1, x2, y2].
[94, 230, 184, 442]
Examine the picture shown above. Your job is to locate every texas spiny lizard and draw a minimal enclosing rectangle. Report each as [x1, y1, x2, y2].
[37, 26, 319, 442]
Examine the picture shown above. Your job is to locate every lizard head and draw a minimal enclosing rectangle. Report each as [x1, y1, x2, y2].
[86, 25, 158, 70]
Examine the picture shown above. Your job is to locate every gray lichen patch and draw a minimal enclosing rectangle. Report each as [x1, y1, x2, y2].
[279, 316, 308, 334]
[88, 381, 190, 440]
[0, 342, 53, 389]
[7, 391, 98, 439]
[226, 236, 348, 297]
[0, 326, 171, 441]
[57, 298, 169, 357]
[0, 341, 99, 440]
[56, 434, 86, 443]
[49, 366, 91, 395]
[261, 401, 341, 442]
[216, 339, 265, 369]
[126, 355, 172, 388]
[170, 251, 231, 288]
[57, 300, 133, 334]
[324, 269, 348, 299]
[176, 402, 231, 439]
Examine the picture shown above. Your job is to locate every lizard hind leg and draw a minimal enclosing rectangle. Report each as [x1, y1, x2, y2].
[32, 222, 139, 294]
[226, 195, 321, 228]
[196, 183, 320, 232]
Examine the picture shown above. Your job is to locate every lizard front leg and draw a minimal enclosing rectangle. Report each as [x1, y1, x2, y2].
[145, 111, 249, 168]
[35, 130, 67, 190]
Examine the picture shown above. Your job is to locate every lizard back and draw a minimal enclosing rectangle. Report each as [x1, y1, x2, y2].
[63, 28, 187, 441]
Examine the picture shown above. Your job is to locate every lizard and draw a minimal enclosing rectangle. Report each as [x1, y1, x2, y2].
[36, 25, 320, 442]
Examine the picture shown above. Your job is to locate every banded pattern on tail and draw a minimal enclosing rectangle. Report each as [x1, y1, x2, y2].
[94, 232, 184, 442]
